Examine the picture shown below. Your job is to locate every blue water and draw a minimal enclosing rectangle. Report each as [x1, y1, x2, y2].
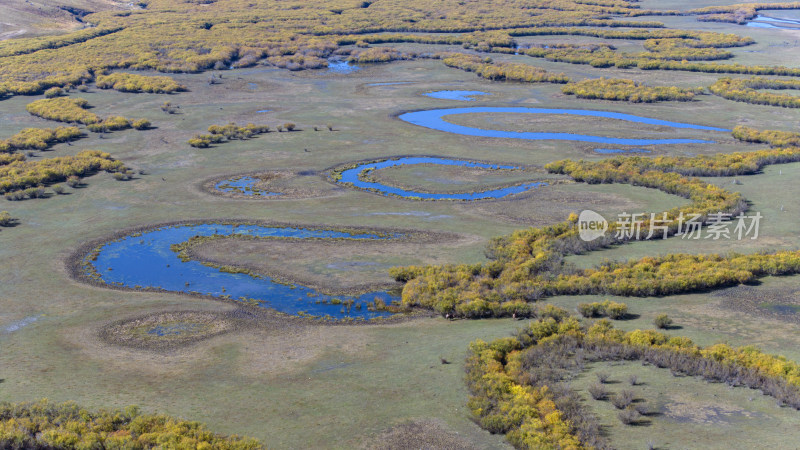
[424, 90, 490, 101]
[328, 60, 360, 74]
[398, 107, 729, 145]
[593, 148, 652, 154]
[256, 109, 271, 113]
[747, 15, 800, 29]
[87, 224, 399, 319]
[215, 176, 280, 197]
[337, 156, 546, 200]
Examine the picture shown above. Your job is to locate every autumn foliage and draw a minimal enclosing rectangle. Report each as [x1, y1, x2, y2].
[0, 399, 263, 449]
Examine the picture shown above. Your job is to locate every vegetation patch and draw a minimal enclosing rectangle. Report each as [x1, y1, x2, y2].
[188, 122, 285, 148]
[440, 53, 569, 83]
[203, 171, 334, 200]
[393, 133, 800, 318]
[0, 126, 82, 153]
[99, 310, 239, 351]
[96, 72, 186, 93]
[562, 77, 699, 102]
[466, 314, 800, 448]
[361, 419, 479, 450]
[25, 97, 147, 133]
[710, 76, 800, 108]
[170, 228, 473, 296]
[0, 150, 129, 199]
[715, 285, 800, 323]
[0, 399, 263, 448]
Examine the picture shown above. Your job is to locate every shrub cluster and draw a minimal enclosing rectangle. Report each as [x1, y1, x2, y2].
[562, 77, 698, 102]
[96, 73, 186, 93]
[0, 127, 82, 153]
[189, 123, 273, 147]
[0, 399, 263, 449]
[577, 300, 627, 319]
[25, 98, 148, 133]
[0, 150, 126, 195]
[732, 125, 800, 147]
[0, 211, 15, 227]
[393, 138, 800, 317]
[26, 97, 99, 125]
[710, 76, 800, 108]
[467, 315, 800, 448]
[440, 53, 570, 83]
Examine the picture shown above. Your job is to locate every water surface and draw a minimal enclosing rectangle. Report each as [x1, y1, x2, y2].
[215, 176, 280, 197]
[87, 224, 399, 319]
[424, 90, 490, 101]
[399, 107, 728, 145]
[336, 156, 546, 200]
[328, 60, 360, 74]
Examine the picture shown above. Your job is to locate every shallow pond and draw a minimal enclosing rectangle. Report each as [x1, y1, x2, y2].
[398, 107, 729, 145]
[424, 90, 490, 101]
[147, 323, 206, 337]
[215, 176, 281, 197]
[86, 224, 399, 319]
[336, 157, 546, 200]
[328, 60, 360, 74]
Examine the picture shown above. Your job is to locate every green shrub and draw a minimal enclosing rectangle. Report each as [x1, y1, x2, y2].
[654, 313, 673, 329]
[131, 118, 151, 130]
[44, 87, 64, 98]
[0, 211, 14, 226]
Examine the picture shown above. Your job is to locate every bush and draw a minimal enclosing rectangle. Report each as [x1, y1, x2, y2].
[66, 175, 80, 188]
[595, 372, 610, 384]
[654, 314, 673, 329]
[588, 383, 607, 400]
[618, 407, 641, 425]
[131, 118, 151, 130]
[44, 87, 64, 98]
[578, 302, 602, 318]
[161, 101, 178, 114]
[604, 301, 628, 319]
[611, 390, 635, 409]
[52, 185, 65, 194]
[0, 210, 14, 226]
[283, 122, 296, 131]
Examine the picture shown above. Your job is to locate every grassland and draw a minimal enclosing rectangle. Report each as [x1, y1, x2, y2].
[1, 0, 800, 448]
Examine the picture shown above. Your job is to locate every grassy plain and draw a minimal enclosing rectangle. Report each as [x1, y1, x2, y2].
[2, 2, 800, 448]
